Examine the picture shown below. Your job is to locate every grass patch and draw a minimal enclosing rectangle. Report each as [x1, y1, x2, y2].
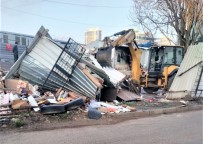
[57, 112, 73, 120]
[122, 101, 136, 107]
[47, 111, 75, 121]
[14, 118, 26, 128]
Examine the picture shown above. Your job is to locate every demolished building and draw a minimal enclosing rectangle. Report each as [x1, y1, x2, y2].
[3, 26, 129, 99]
[4, 26, 98, 98]
[0, 26, 142, 118]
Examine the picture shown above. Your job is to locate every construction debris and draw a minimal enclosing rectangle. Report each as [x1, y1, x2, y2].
[1, 26, 202, 130]
[0, 26, 143, 127]
[117, 89, 141, 101]
[88, 107, 102, 120]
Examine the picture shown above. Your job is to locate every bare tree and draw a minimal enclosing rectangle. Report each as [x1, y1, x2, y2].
[132, 0, 203, 49]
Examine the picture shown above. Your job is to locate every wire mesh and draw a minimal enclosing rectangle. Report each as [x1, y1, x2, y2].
[42, 38, 86, 90]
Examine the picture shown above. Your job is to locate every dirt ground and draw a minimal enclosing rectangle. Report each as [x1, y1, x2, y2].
[1, 97, 202, 133]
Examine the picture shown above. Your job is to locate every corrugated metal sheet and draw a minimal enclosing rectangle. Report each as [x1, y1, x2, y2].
[167, 43, 203, 99]
[18, 37, 97, 98]
[80, 58, 112, 85]
[0, 30, 66, 71]
[102, 66, 126, 86]
[192, 65, 203, 97]
[196, 72, 203, 96]
[4, 26, 50, 79]
[4, 26, 98, 98]
[89, 55, 126, 87]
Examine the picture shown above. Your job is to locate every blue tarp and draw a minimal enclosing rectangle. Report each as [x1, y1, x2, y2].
[138, 41, 154, 47]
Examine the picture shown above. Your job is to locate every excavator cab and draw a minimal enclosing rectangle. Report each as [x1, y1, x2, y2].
[148, 46, 184, 76]
[142, 46, 184, 93]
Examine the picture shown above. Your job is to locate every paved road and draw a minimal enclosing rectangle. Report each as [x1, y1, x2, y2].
[1, 110, 202, 144]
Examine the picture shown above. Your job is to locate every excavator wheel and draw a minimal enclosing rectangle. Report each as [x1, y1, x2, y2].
[143, 87, 159, 94]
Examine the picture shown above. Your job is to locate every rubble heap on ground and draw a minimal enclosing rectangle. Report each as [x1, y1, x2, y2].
[0, 26, 142, 125]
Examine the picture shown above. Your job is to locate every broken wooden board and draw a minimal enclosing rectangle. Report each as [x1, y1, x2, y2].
[117, 89, 141, 101]
[68, 91, 87, 102]
[12, 100, 30, 109]
[82, 69, 103, 88]
[4, 79, 29, 94]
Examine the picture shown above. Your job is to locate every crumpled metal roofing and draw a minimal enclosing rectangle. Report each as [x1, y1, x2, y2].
[88, 55, 126, 87]
[18, 37, 97, 97]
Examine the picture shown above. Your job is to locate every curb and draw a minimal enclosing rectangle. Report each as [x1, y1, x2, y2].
[111, 105, 203, 120]
[1, 105, 202, 132]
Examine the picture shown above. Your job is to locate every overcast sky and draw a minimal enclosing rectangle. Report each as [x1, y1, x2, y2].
[0, 0, 137, 43]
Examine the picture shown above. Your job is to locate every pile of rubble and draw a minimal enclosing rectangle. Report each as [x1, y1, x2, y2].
[0, 26, 140, 124]
[0, 79, 85, 114]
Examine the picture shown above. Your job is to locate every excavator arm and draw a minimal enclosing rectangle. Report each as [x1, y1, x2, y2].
[97, 29, 142, 84]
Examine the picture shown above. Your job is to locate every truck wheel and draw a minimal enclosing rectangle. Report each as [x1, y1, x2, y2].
[143, 87, 159, 94]
[167, 73, 176, 90]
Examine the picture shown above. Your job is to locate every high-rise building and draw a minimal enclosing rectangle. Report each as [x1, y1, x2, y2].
[85, 28, 102, 44]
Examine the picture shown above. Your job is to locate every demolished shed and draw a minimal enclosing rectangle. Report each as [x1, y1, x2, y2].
[4, 26, 98, 98]
[167, 43, 203, 99]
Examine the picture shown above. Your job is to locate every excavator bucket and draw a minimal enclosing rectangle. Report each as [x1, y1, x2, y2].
[96, 47, 112, 67]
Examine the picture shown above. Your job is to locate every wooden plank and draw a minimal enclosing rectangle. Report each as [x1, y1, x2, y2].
[117, 89, 141, 101]
[82, 69, 103, 88]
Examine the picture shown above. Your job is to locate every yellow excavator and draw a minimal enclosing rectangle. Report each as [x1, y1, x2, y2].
[96, 29, 184, 94]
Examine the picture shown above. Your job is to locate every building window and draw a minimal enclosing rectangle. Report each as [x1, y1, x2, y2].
[15, 36, 20, 44]
[22, 37, 26, 45]
[3, 35, 8, 43]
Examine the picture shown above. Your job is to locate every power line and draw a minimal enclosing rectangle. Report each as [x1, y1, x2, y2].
[11, 0, 47, 8]
[1, 0, 16, 4]
[45, 0, 132, 8]
[1, 6, 128, 27]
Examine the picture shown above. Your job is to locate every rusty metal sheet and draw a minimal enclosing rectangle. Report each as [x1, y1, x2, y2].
[117, 89, 141, 101]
